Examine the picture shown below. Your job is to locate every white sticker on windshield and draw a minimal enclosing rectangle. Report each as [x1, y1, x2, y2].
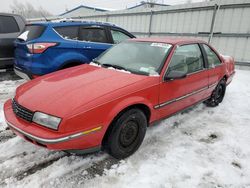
[18, 31, 29, 41]
[140, 67, 159, 76]
[151, 43, 171, 49]
[140, 67, 149, 72]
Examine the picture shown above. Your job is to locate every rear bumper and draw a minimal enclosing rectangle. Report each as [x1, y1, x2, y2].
[14, 67, 32, 80]
[226, 71, 235, 85]
[4, 99, 102, 151]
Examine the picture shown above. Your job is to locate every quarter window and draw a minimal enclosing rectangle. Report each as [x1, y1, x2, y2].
[111, 29, 131, 44]
[203, 44, 221, 68]
[18, 25, 45, 41]
[168, 44, 204, 74]
[54, 26, 79, 40]
[0, 16, 19, 33]
[80, 27, 108, 43]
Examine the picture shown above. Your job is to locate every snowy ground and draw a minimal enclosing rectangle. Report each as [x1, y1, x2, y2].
[0, 70, 250, 188]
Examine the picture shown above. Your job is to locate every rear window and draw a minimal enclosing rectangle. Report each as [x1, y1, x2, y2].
[18, 25, 45, 41]
[0, 15, 19, 33]
[54, 26, 79, 40]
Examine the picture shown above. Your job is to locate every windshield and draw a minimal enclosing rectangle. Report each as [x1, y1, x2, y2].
[95, 41, 172, 76]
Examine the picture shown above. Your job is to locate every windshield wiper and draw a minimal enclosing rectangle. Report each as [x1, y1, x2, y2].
[102, 63, 130, 72]
[92, 59, 101, 65]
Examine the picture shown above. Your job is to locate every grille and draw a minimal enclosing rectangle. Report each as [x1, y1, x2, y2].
[12, 99, 34, 122]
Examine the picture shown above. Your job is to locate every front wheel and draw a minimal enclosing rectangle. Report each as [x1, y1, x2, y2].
[106, 108, 147, 159]
[204, 79, 226, 107]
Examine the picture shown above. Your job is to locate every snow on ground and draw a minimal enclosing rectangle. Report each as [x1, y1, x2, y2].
[0, 70, 250, 188]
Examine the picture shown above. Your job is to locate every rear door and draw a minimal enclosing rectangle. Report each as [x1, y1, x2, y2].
[157, 43, 209, 118]
[0, 15, 20, 60]
[77, 25, 112, 62]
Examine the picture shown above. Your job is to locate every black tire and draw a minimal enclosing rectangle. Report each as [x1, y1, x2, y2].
[204, 79, 226, 107]
[106, 108, 147, 159]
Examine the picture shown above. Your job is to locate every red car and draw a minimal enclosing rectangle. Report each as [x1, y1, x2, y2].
[4, 38, 235, 159]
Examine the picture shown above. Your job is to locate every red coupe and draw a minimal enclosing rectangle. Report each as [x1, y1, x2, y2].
[4, 38, 235, 159]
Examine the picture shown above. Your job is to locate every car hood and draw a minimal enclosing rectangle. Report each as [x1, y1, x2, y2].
[15, 64, 150, 117]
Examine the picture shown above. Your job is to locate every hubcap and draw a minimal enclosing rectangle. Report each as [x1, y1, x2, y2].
[119, 120, 139, 147]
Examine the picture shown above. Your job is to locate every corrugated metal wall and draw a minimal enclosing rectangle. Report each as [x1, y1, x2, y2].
[72, 0, 250, 64]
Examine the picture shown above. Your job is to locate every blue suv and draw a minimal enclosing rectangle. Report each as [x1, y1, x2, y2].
[14, 20, 135, 79]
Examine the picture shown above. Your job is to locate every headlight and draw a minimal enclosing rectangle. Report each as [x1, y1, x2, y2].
[33, 112, 61, 130]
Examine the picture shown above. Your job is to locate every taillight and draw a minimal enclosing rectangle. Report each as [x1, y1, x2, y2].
[27, 43, 58, 54]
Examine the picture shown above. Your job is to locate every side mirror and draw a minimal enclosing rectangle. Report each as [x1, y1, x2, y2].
[164, 70, 187, 81]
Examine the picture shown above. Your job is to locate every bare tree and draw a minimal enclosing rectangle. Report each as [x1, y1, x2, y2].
[10, 0, 52, 18]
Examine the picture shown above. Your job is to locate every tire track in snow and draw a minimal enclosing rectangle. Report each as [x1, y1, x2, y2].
[57, 157, 119, 184]
[0, 152, 27, 165]
[15, 153, 68, 181]
[0, 130, 16, 144]
[39, 154, 119, 188]
[0, 152, 67, 186]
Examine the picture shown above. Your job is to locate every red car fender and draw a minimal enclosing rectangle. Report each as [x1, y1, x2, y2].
[104, 96, 157, 127]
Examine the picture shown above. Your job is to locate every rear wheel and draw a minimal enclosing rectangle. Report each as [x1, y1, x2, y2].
[204, 79, 226, 107]
[106, 108, 147, 159]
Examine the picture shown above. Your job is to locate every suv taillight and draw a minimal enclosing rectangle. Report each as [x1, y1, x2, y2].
[27, 43, 58, 54]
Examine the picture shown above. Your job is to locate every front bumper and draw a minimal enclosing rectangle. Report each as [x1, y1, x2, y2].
[6, 120, 101, 144]
[4, 99, 103, 151]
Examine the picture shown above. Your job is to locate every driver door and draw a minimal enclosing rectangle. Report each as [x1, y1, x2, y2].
[157, 44, 209, 118]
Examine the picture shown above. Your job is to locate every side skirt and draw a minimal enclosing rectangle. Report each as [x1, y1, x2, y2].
[149, 97, 210, 127]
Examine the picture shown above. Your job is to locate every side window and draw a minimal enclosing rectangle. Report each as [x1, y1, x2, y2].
[111, 29, 131, 44]
[203, 44, 221, 68]
[168, 44, 204, 74]
[54, 26, 79, 40]
[0, 16, 19, 33]
[80, 27, 108, 43]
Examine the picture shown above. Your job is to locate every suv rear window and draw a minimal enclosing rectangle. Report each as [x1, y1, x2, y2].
[18, 25, 45, 41]
[54, 26, 79, 40]
[0, 15, 19, 33]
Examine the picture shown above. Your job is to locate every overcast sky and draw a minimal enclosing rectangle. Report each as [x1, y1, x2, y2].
[1, 0, 204, 15]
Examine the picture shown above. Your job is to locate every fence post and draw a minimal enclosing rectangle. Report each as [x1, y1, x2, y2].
[208, 4, 219, 44]
[106, 14, 109, 22]
[148, 10, 153, 37]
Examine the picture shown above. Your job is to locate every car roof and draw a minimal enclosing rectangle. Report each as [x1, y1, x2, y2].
[29, 20, 118, 28]
[130, 37, 206, 45]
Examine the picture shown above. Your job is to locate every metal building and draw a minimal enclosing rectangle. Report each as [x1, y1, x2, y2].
[59, 5, 108, 18]
[69, 0, 250, 64]
[127, 2, 169, 11]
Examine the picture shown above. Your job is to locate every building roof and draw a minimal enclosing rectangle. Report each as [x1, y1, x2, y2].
[128, 2, 169, 9]
[59, 5, 107, 16]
